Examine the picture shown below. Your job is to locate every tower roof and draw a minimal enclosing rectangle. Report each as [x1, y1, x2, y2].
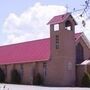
[47, 13, 77, 25]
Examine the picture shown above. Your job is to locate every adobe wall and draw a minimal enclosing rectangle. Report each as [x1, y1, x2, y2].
[45, 29, 76, 86]
[0, 62, 45, 85]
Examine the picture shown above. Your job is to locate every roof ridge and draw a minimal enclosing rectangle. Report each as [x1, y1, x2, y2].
[47, 13, 76, 25]
[0, 38, 50, 47]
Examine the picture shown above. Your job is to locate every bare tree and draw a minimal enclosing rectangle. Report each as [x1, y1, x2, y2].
[72, 0, 90, 27]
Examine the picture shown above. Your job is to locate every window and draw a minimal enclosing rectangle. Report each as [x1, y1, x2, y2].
[20, 64, 23, 80]
[43, 62, 47, 77]
[0, 68, 5, 83]
[54, 24, 59, 31]
[56, 35, 59, 49]
[76, 43, 84, 64]
[65, 20, 72, 31]
[65, 26, 71, 30]
[11, 69, 21, 84]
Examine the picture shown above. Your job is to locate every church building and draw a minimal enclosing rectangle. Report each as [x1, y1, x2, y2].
[0, 13, 89, 87]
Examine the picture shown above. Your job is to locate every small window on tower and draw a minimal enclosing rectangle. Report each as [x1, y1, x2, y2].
[65, 20, 72, 31]
[56, 35, 59, 49]
[54, 24, 59, 31]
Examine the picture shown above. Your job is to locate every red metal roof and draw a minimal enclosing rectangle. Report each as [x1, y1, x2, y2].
[0, 33, 82, 65]
[47, 13, 77, 25]
[0, 38, 50, 64]
[75, 32, 83, 41]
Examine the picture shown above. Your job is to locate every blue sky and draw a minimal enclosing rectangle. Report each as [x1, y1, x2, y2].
[0, 0, 88, 45]
[0, 0, 84, 20]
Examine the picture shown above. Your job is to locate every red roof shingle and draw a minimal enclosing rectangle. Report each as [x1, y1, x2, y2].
[0, 38, 50, 64]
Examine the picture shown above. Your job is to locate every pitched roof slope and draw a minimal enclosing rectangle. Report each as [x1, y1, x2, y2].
[75, 32, 83, 41]
[47, 13, 77, 25]
[0, 38, 50, 64]
[75, 32, 90, 48]
[0, 32, 87, 65]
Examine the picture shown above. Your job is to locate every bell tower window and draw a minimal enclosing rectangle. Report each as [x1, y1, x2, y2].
[54, 24, 59, 31]
[65, 20, 72, 31]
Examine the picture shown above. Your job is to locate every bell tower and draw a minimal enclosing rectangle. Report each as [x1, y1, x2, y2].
[46, 13, 77, 86]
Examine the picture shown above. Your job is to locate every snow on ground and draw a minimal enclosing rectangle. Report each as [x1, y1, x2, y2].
[0, 84, 90, 90]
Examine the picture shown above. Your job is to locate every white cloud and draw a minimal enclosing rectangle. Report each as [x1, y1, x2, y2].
[3, 2, 90, 45]
[3, 2, 67, 44]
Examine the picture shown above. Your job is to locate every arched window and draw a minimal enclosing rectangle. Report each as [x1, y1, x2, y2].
[65, 20, 72, 31]
[33, 73, 44, 85]
[76, 43, 84, 64]
[11, 69, 21, 84]
[0, 68, 5, 83]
